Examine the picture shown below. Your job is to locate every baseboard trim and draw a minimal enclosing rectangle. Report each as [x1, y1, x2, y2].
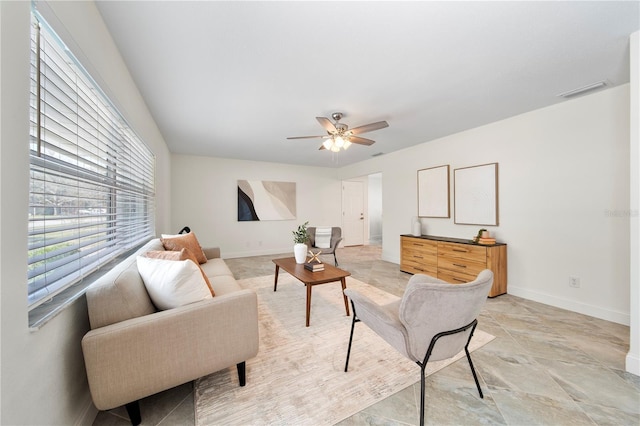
[508, 285, 630, 325]
[75, 396, 98, 426]
[224, 247, 292, 259]
[626, 352, 640, 376]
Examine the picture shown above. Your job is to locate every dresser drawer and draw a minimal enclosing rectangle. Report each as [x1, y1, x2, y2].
[437, 256, 486, 277]
[402, 262, 438, 276]
[437, 269, 479, 285]
[402, 238, 437, 255]
[403, 246, 436, 264]
[437, 242, 486, 263]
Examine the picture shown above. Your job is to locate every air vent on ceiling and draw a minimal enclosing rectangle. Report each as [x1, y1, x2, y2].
[371, 152, 384, 157]
[557, 81, 607, 98]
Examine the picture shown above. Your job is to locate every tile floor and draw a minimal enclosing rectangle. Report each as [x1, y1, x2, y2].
[93, 244, 640, 425]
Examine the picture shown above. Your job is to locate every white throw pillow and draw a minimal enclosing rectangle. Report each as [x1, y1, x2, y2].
[136, 256, 213, 310]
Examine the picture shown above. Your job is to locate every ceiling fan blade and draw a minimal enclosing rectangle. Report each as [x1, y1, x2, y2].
[318, 144, 326, 150]
[349, 136, 376, 146]
[349, 120, 389, 135]
[316, 117, 337, 133]
[286, 135, 325, 139]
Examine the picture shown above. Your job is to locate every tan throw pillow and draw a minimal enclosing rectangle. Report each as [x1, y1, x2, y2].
[161, 232, 208, 264]
[136, 256, 213, 310]
[143, 249, 215, 296]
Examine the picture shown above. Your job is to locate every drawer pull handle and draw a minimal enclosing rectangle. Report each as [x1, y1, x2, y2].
[453, 263, 466, 268]
[453, 249, 467, 253]
[453, 278, 466, 283]
[413, 255, 423, 259]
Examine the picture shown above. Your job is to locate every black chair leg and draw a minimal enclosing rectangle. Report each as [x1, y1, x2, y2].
[464, 323, 484, 398]
[125, 401, 141, 426]
[417, 319, 483, 426]
[465, 347, 483, 398]
[344, 302, 358, 372]
[419, 365, 426, 426]
[334, 252, 338, 266]
[237, 361, 247, 386]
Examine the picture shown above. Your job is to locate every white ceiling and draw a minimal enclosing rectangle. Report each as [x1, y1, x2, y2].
[95, 1, 640, 168]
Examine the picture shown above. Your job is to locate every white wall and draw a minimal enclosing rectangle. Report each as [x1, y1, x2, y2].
[339, 85, 631, 327]
[171, 155, 342, 258]
[368, 173, 383, 244]
[627, 31, 639, 375]
[0, 1, 172, 424]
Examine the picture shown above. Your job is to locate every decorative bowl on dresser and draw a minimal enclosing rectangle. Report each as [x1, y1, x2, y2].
[400, 234, 507, 297]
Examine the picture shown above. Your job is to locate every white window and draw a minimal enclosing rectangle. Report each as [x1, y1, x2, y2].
[28, 10, 155, 322]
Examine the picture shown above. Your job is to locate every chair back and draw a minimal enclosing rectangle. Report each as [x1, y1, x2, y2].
[306, 227, 342, 249]
[398, 270, 493, 362]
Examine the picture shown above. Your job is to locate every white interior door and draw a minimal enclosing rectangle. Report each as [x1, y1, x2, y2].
[342, 181, 364, 246]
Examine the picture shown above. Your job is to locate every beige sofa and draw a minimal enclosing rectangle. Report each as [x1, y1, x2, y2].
[81, 238, 259, 424]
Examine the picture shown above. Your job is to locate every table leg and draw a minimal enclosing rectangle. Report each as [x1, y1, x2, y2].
[273, 265, 280, 291]
[306, 283, 312, 327]
[341, 278, 350, 317]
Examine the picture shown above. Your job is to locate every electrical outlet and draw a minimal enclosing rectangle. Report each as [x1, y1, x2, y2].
[569, 277, 581, 288]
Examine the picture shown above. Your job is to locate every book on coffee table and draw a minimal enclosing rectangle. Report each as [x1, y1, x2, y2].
[304, 262, 324, 272]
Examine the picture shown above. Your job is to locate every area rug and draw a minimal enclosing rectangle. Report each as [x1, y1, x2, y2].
[194, 274, 494, 425]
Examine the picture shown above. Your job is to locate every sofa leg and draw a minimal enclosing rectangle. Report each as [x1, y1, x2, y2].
[125, 401, 141, 426]
[237, 361, 246, 386]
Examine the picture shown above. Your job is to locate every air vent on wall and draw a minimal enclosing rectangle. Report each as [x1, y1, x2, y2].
[557, 81, 607, 98]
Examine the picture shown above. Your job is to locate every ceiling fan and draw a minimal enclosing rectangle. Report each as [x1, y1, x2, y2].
[287, 112, 389, 152]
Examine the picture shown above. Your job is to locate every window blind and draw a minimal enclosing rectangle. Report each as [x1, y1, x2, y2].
[28, 12, 155, 308]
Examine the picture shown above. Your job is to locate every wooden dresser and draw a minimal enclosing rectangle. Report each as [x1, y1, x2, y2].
[400, 235, 507, 297]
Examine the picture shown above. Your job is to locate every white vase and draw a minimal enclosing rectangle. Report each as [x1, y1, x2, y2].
[293, 243, 308, 264]
[412, 218, 422, 236]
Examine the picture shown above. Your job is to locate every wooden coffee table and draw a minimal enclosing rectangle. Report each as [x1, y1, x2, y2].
[272, 257, 351, 327]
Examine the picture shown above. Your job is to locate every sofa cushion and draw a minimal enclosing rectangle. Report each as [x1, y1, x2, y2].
[161, 232, 208, 264]
[143, 249, 215, 296]
[86, 258, 157, 329]
[137, 256, 213, 310]
[209, 274, 243, 296]
[200, 258, 234, 278]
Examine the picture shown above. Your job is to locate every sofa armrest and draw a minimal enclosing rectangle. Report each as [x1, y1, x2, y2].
[203, 247, 221, 259]
[82, 289, 258, 410]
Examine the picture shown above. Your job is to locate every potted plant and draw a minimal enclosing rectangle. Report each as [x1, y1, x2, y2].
[292, 221, 309, 264]
[473, 228, 487, 243]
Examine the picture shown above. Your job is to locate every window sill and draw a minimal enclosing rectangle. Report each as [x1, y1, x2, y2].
[28, 282, 89, 331]
[28, 243, 149, 330]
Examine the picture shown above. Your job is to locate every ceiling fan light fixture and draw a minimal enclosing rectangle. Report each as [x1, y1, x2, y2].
[288, 112, 389, 153]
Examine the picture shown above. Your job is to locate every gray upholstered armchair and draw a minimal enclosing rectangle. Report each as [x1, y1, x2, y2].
[344, 270, 493, 426]
[305, 226, 343, 266]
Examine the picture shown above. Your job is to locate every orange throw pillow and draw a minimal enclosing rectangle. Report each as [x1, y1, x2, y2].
[161, 232, 208, 264]
[143, 248, 215, 296]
